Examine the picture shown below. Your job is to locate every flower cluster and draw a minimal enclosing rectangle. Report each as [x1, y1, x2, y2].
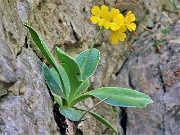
[90, 5, 136, 45]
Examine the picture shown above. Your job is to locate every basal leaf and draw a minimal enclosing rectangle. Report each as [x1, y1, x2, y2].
[53, 94, 62, 107]
[24, 24, 68, 98]
[50, 68, 62, 88]
[68, 87, 153, 108]
[59, 107, 84, 121]
[69, 94, 92, 107]
[24, 24, 58, 70]
[42, 64, 65, 98]
[50, 67, 70, 98]
[56, 47, 82, 100]
[87, 87, 153, 107]
[75, 48, 100, 80]
[88, 111, 117, 134]
[75, 79, 90, 96]
[77, 108, 117, 134]
[56, 47, 81, 77]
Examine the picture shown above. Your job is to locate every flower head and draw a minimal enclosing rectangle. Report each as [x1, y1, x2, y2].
[90, 5, 136, 45]
[103, 8, 124, 31]
[124, 11, 136, 31]
[110, 25, 127, 45]
[90, 5, 108, 27]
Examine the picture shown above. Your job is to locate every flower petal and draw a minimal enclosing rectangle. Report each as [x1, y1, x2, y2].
[90, 16, 99, 24]
[118, 33, 126, 41]
[129, 23, 136, 31]
[110, 31, 119, 45]
[111, 8, 119, 16]
[111, 23, 120, 31]
[126, 11, 132, 17]
[101, 5, 108, 12]
[111, 36, 119, 45]
[114, 14, 124, 29]
[98, 19, 105, 26]
[129, 14, 136, 22]
[103, 21, 111, 29]
[119, 25, 127, 32]
[91, 6, 100, 16]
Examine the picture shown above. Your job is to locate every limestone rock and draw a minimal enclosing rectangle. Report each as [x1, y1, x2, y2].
[1, 0, 179, 135]
[0, 0, 59, 134]
[114, 20, 180, 135]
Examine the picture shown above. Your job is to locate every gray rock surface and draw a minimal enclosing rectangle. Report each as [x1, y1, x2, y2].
[0, 0, 59, 134]
[0, 0, 179, 135]
[113, 20, 180, 135]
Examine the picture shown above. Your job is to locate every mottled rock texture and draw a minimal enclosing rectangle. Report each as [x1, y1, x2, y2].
[113, 20, 180, 135]
[0, 0, 119, 134]
[0, 0, 179, 135]
[0, 0, 59, 134]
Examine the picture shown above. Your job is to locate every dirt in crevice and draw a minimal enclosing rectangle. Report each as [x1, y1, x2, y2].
[157, 64, 167, 94]
[119, 107, 127, 135]
[53, 104, 83, 135]
[157, 65, 167, 135]
[128, 73, 136, 90]
[70, 22, 81, 42]
[53, 104, 68, 135]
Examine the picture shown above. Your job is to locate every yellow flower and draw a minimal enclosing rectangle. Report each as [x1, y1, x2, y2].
[90, 5, 137, 45]
[90, 5, 108, 27]
[103, 8, 125, 31]
[110, 25, 127, 45]
[124, 11, 136, 31]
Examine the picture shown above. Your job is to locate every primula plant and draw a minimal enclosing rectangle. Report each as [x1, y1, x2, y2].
[24, 5, 153, 135]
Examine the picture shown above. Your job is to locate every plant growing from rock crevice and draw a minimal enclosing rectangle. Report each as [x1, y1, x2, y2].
[24, 5, 153, 135]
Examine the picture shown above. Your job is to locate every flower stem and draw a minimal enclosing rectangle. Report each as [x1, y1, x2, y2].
[81, 27, 104, 74]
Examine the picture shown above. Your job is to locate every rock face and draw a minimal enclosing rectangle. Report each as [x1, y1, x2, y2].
[113, 20, 180, 135]
[0, 0, 179, 135]
[0, 0, 59, 134]
[0, 0, 115, 135]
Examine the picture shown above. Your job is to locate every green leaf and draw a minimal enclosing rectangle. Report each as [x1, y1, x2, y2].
[56, 47, 81, 77]
[75, 48, 100, 80]
[53, 94, 62, 106]
[42, 64, 65, 98]
[87, 87, 153, 107]
[50, 67, 70, 98]
[50, 68, 62, 88]
[56, 47, 82, 100]
[69, 94, 92, 107]
[24, 24, 58, 70]
[161, 28, 170, 35]
[77, 108, 117, 134]
[88, 111, 117, 134]
[153, 40, 162, 47]
[24, 24, 68, 98]
[59, 107, 84, 121]
[70, 87, 153, 108]
[75, 79, 90, 96]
